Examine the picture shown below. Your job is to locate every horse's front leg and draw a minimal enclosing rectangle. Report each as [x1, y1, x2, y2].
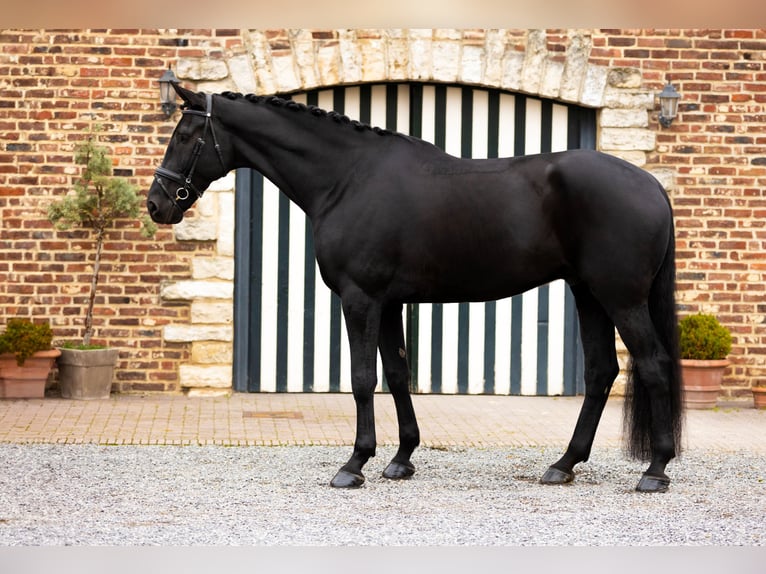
[330, 289, 382, 488]
[378, 302, 420, 480]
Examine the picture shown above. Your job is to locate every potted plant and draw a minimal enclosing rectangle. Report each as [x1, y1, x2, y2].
[0, 319, 61, 398]
[46, 127, 157, 400]
[678, 313, 732, 409]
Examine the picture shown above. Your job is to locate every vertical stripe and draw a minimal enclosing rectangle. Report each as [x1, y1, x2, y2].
[406, 84, 422, 392]
[303, 216, 315, 393]
[456, 87, 473, 394]
[441, 87, 462, 394]
[510, 94, 526, 395]
[429, 84, 446, 393]
[260, 179, 280, 392]
[547, 279, 566, 395]
[494, 93, 515, 396]
[536, 283, 549, 396]
[276, 192, 290, 392]
[286, 199, 305, 392]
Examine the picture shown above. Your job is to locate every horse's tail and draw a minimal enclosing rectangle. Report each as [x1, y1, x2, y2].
[623, 202, 683, 461]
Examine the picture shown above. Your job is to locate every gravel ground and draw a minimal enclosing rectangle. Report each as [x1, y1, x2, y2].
[0, 443, 764, 546]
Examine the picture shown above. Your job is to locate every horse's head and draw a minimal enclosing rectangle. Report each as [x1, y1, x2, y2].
[147, 84, 228, 224]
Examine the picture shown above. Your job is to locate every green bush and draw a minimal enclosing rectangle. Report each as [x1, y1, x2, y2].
[678, 313, 732, 360]
[0, 319, 54, 366]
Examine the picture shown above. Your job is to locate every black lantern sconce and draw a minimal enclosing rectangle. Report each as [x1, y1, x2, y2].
[158, 66, 180, 118]
[658, 81, 680, 128]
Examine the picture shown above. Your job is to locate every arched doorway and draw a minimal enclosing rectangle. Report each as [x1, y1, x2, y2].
[233, 82, 596, 395]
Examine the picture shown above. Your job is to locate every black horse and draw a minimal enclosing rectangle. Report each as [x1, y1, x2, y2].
[148, 84, 683, 492]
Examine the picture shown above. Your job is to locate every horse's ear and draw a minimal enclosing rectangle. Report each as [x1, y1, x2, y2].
[173, 83, 205, 109]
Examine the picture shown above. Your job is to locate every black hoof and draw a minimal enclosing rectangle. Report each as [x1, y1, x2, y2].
[635, 473, 670, 493]
[540, 466, 574, 485]
[330, 469, 365, 488]
[382, 460, 416, 480]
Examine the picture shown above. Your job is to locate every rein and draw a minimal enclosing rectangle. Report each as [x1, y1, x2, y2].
[154, 93, 226, 206]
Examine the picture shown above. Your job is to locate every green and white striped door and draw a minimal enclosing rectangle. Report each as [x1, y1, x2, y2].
[233, 83, 595, 395]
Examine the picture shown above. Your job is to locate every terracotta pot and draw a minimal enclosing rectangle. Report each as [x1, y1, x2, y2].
[752, 386, 766, 410]
[0, 349, 61, 399]
[680, 358, 729, 410]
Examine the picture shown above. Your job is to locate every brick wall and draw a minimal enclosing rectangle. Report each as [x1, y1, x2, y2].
[0, 29, 231, 392]
[589, 29, 766, 397]
[1, 29, 764, 397]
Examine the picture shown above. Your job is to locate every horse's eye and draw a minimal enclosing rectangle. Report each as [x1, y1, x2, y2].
[176, 133, 190, 145]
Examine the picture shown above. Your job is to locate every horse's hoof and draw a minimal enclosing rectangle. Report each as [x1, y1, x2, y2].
[540, 466, 574, 485]
[382, 461, 415, 480]
[635, 473, 670, 493]
[330, 469, 365, 488]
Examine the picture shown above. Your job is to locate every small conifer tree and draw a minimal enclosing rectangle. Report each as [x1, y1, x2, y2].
[47, 127, 157, 346]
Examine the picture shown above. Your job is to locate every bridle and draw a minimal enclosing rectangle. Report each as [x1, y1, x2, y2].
[154, 92, 226, 208]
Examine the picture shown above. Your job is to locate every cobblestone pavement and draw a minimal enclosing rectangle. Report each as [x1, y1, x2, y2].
[0, 393, 763, 452]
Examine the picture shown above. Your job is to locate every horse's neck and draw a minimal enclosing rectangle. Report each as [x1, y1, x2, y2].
[225, 100, 365, 218]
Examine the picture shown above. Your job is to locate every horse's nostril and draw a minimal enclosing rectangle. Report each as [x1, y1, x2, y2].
[147, 199, 159, 219]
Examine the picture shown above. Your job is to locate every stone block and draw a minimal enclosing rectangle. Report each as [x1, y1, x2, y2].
[191, 301, 234, 325]
[339, 30, 362, 83]
[608, 67, 643, 89]
[600, 108, 649, 128]
[604, 150, 648, 167]
[408, 30, 433, 80]
[603, 87, 655, 110]
[208, 172, 235, 193]
[228, 54, 257, 94]
[291, 29, 318, 88]
[520, 29, 546, 95]
[500, 51, 524, 92]
[580, 64, 608, 107]
[460, 45, 484, 85]
[540, 59, 564, 99]
[192, 257, 234, 280]
[160, 280, 233, 301]
[648, 168, 676, 192]
[192, 341, 233, 364]
[173, 218, 218, 242]
[249, 31, 277, 94]
[217, 191, 235, 257]
[179, 364, 233, 389]
[272, 54, 301, 92]
[177, 58, 229, 82]
[432, 40, 460, 82]
[385, 32, 409, 80]
[483, 30, 507, 87]
[360, 38, 386, 82]
[600, 127, 656, 151]
[316, 43, 341, 86]
[559, 32, 591, 103]
[164, 324, 233, 343]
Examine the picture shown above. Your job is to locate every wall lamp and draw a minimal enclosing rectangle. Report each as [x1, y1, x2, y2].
[658, 81, 680, 128]
[158, 66, 180, 118]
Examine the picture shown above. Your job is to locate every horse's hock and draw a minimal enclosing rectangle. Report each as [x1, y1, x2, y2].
[161, 29, 672, 396]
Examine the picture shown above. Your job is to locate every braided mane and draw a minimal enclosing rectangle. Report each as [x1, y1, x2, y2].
[220, 91, 391, 136]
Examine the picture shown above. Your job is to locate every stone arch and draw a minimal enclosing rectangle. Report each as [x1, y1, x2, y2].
[165, 29, 665, 395]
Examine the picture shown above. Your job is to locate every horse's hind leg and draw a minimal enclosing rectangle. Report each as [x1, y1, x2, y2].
[612, 305, 678, 492]
[378, 303, 420, 480]
[541, 284, 619, 485]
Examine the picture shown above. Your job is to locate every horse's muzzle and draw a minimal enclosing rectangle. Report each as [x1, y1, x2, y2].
[146, 185, 184, 225]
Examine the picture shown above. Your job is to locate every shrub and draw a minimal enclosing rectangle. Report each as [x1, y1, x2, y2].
[0, 319, 54, 366]
[678, 313, 732, 360]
